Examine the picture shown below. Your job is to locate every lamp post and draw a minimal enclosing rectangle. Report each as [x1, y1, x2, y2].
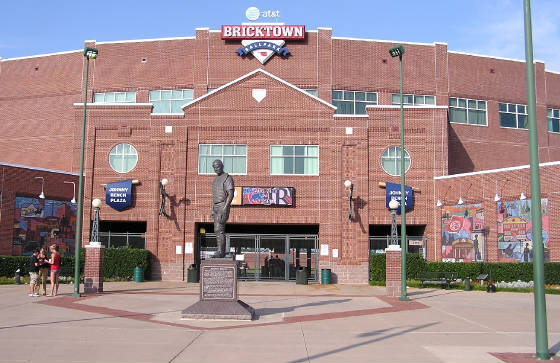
[389, 44, 408, 301]
[34, 176, 45, 199]
[90, 199, 101, 246]
[389, 198, 399, 246]
[159, 178, 170, 218]
[64, 181, 76, 204]
[344, 179, 354, 220]
[73, 46, 98, 298]
[523, 0, 549, 359]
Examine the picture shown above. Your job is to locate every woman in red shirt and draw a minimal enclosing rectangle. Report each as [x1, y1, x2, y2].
[48, 244, 61, 296]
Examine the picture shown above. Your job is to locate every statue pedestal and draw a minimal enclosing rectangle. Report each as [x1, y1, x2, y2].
[181, 259, 254, 320]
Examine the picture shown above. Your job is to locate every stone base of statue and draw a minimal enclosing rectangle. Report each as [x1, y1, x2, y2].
[181, 259, 254, 321]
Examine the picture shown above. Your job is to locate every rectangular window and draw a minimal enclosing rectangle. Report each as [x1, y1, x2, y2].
[449, 97, 487, 125]
[270, 145, 319, 175]
[198, 144, 247, 175]
[332, 90, 377, 115]
[93, 91, 136, 103]
[149, 89, 194, 114]
[304, 89, 318, 97]
[499, 102, 527, 129]
[391, 94, 435, 106]
[547, 108, 560, 133]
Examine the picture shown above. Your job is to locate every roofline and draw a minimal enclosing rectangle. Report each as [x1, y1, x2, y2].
[1, 49, 81, 62]
[332, 36, 439, 47]
[366, 105, 448, 109]
[182, 68, 337, 110]
[434, 160, 560, 180]
[72, 103, 153, 107]
[96, 36, 196, 45]
[0, 162, 80, 176]
[448, 50, 546, 65]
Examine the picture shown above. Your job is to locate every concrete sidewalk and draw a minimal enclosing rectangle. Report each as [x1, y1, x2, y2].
[0, 281, 559, 363]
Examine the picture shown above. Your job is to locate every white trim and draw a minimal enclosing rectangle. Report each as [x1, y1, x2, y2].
[546, 69, 560, 75]
[0, 162, 80, 176]
[316, 27, 332, 30]
[182, 68, 337, 110]
[2, 49, 81, 61]
[209, 30, 221, 33]
[365, 105, 448, 109]
[434, 160, 560, 180]
[385, 245, 401, 252]
[332, 36, 435, 47]
[448, 50, 526, 64]
[73, 102, 153, 107]
[96, 36, 195, 45]
[333, 114, 369, 118]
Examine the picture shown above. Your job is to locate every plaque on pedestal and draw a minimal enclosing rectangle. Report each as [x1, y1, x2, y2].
[182, 259, 254, 320]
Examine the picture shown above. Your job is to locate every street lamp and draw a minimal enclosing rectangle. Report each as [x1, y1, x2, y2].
[344, 179, 354, 220]
[64, 181, 76, 204]
[90, 198, 102, 247]
[389, 44, 408, 301]
[389, 198, 399, 246]
[159, 178, 170, 218]
[73, 46, 98, 298]
[34, 176, 45, 199]
[523, 0, 549, 359]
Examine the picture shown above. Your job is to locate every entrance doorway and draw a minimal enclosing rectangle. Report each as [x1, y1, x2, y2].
[198, 232, 318, 281]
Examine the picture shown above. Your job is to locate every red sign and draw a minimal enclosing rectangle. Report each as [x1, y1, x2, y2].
[221, 25, 305, 40]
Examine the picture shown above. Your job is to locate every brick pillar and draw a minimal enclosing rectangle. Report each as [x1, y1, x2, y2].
[84, 245, 104, 294]
[385, 245, 402, 297]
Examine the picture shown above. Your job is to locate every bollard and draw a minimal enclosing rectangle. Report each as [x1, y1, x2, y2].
[464, 277, 471, 291]
[14, 269, 21, 285]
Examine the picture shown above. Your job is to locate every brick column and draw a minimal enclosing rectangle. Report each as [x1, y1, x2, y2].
[385, 245, 402, 297]
[84, 245, 104, 294]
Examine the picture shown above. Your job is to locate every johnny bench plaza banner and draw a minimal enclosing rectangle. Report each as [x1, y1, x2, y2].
[106, 179, 133, 211]
[385, 182, 414, 214]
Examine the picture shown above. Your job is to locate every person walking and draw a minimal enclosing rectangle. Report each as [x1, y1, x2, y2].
[37, 247, 50, 296]
[47, 244, 61, 296]
[28, 249, 40, 297]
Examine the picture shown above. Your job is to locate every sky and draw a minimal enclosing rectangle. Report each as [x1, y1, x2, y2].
[1, 0, 560, 72]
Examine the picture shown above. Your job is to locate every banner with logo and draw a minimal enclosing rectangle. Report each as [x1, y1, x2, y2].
[106, 179, 133, 211]
[385, 182, 413, 214]
[241, 187, 294, 206]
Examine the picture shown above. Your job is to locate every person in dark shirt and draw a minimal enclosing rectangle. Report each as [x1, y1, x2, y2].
[36, 247, 50, 296]
[28, 249, 40, 297]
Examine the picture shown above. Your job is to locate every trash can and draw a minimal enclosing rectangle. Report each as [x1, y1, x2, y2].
[187, 264, 198, 283]
[133, 266, 143, 283]
[464, 277, 471, 291]
[14, 270, 21, 285]
[321, 268, 331, 284]
[296, 267, 308, 285]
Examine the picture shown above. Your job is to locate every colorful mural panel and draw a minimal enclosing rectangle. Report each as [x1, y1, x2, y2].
[13, 197, 77, 256]
[497, 199, 549, 262]
[441, 203, 485, 262]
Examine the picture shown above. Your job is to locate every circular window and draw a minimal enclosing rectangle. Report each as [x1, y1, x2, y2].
[109, 143, 138, 173]
[381, 146, 411, 176]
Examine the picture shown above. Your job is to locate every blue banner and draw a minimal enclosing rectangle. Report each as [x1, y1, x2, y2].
[236, 42, 291, 57]
[106, 179, 133, 211]
[385, 182, 414, 214]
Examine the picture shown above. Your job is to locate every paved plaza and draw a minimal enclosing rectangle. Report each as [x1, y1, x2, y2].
[1, 281, 559, 363]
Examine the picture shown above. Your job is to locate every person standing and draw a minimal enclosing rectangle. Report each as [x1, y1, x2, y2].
[47, 244, 61, 296]
[28, 249, 40, 297]
[36, 247, 50, 296]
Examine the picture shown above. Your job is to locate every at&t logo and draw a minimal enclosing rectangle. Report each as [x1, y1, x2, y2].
[245, 6, 280, 21]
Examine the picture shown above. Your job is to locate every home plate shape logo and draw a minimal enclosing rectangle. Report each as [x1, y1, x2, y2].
[221, 24, 306, 64]
[239, 39, 287, 64]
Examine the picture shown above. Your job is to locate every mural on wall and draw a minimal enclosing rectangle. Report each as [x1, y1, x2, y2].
[441, 203, 485, 262]
[497, 198, 549, 262]
[13, 197, 77, 256]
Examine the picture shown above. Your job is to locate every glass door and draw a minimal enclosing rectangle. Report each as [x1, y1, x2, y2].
[288, 236, 318, 281]
[259, 236, 287, 280]
[228, 235, 257, 281]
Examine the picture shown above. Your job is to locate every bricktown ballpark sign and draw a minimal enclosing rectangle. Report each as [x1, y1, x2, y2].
[221, 25, 306, 64]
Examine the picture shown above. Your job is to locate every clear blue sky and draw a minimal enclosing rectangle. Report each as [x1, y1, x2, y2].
[2, 0, 560, 71]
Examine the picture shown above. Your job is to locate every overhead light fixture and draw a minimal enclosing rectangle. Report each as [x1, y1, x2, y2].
[344, 180, 354, 220]
[436, 199, 442, 207]
[34, 176, 45, 199]
[64, 181, 76, 204]
[458, 197, 464, 205]
[520, 192, 527, 200]
[494, 193, 501, 202]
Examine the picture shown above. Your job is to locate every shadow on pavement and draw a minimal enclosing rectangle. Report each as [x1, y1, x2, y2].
[256, 298, 352, 317]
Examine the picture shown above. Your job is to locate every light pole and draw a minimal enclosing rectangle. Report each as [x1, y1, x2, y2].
[389, 44, 408, 301]
[73, 46, 98, 298]
[523, 0, 549, 359]
[90, 199, 101, 246]
[389, 198, 399, 246]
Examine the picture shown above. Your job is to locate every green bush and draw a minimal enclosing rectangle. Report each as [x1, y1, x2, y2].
[369, 254, 560, 285]
[0, 248, 151, 280]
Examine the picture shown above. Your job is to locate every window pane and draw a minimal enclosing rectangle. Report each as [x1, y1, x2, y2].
[149, 91, 160, 101]
[554, 109, 559, 118]
[517, 105, 526, 114]
[554, 119, 560, 133]
[270, 146, 282, 156]
[305, 89, 318, 96]
[283, 146, 294, 156]
[366, 93, 377, 102]
[458, 98, 466, 108]
[508, 104, 516, 112]
[468, 100, 476, 108]
[294, 146, 305, 155]
[235, 145, 247, 155]
[499, 103, 507, 112]
[271, 157, 283, 174]
[450, 108, 467, 123]
[295, 158, 305, 174]
[284, 157, 294, 174]
[183, 89, 194, 99]
[161, 90, 172, 100]
[115, 93, 126, 102]
[199, 144, 210, 155]
[468, 110, 485, 125]
[355, 102, 367, 114]
[109, 155, 123, 173]
[152, 101, 167, 114]
[449, 98, 457, 107]
[391, 94, 401, 105]
[211, 145, 222, 155]
[233, 156, 246, 174]
[222, 156, 234, 173]
[307, 146, 318, 156]
[425, 96, 435, 104]
[106, 93, 115, 103]
[304, 157, 318, 175]
[171, 100, 184, 113]
[414, 95, 425, 104]
[332, 90, 342, 100]
[404, 95, 413, 104]
[382, 159, 396, 176]
[172, 90, 183, 99]
[223, 145, 234, 155]
[518, 114, 528, 129]
[334, 100, 354, 114]
[93, 93, 104, 102]
[500, 113, 517, 128]
[355, 92, 365, 101]
[343, 91, 354, 100]
[126, 92, 136, 102]
[478, 100, 486, 110]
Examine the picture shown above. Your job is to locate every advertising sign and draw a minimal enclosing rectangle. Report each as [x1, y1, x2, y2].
[105, 179, 133, 211]
[241, 187, 294, 206]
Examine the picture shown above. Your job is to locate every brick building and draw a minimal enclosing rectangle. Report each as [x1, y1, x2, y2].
[1, 26, 559, 282]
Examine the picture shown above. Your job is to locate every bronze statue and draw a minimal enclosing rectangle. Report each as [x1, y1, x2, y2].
[211, 159, 234, 258]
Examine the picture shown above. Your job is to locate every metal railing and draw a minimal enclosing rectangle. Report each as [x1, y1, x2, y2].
[369, 235, 427, 259]
[99, 232, 145, 249]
